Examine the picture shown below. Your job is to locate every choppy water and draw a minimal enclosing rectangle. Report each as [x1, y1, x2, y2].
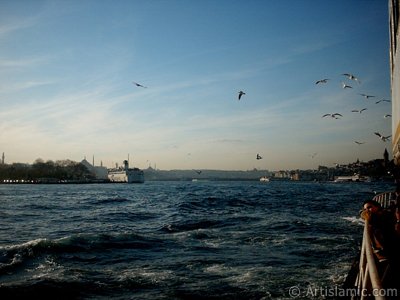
[0, 181, 394, 299]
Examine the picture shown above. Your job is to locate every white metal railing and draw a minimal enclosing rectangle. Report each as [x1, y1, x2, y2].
[372, 192, 395, 209]
[352, 191, 396, 300]
[353, 219, 387, 300]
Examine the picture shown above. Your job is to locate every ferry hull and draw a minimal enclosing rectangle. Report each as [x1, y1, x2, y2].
[108, 160, 144, 183]
[108, 170, 144, 183]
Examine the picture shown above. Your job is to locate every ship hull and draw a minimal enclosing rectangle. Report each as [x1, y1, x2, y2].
[108, 169, 144, 183]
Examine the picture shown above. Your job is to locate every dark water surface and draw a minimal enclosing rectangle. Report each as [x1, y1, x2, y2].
[0, 181, 394, 299]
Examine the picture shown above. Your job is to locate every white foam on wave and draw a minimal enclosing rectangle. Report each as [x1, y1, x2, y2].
[0, 253, 23, 271]
[0, 238, 50, 252]
[204, 264, 274, 298]
[204, 263, 229, 275]
[32, 256, 65, 280]
[342, 216, 364, 226]
[117, 267, 174, 284]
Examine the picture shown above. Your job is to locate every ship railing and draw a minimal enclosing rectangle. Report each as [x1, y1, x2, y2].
[353, 219, 386, 300]
[352, 192, 396, 300]
[372, 192, 395, 209]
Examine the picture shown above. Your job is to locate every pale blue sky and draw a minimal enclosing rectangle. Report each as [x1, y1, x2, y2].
[0, 0, 392, 170]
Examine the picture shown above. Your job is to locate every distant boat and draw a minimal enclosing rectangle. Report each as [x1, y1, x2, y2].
[259, 176, 270, 182]
[333, 174, 370, 183]
[108, 160, 144, 183]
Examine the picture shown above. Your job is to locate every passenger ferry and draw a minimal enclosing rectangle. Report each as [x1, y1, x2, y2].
[108, 160, 144, 183]
[344, 1, 400, 298]
[334, 174, 371, 183]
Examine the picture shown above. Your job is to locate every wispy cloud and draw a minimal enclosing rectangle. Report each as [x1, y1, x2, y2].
[0, 16, 38, 37]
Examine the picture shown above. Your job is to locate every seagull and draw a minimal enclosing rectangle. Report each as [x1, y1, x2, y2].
[342, 82, 353, 89]
[376, 99, 391, 104]
[132, 81, 147, 88]
[351, 108, 367, 113]
[322, 113, 343, 119]
[384, 114, 392, 118]
[354, 141, 365, 145]
[310, 152, 317, 159]
[238, 91, 246, 100]
[256, 154, 263, 160]
[342, 73, 360, 84]
[359, 93, 375, 99]
[193, 169, 202, 175]
[315, 79, 329, 84]
[374, 132, 391, 142]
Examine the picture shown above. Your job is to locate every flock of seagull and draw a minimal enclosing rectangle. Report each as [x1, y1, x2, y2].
[316, 73, 391, 145]
[132, 73, 391, 167]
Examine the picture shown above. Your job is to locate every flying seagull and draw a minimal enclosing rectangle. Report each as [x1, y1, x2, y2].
[193, 169, 202, 175]
[310, 153, 317, 159]
[354, 141, 365, 145]
[256, 154, 263, 160]
[322, 113, 343, 119]
[384, 114, 392, 118]
[359, 93, 375, 99]
[342, 73, 360, 84]
[315, 79, 329, 84]
[374, 132, 391, 142]
[376, 99, 391, 104]
[132, 81, 147, 88]
[351, 108, 367, 114]
[238, 91, 246, 100]
[342, 82, 353, 89]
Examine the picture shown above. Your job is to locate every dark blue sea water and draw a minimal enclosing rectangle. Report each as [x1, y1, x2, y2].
[0, 181, 395, 299]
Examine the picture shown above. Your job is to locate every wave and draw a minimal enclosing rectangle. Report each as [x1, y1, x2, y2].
[0, 232, 165, 275]
[1, 181, 386, 299]
[342, 216, 364, 226]
[94, 197, 130, 204]
[161, 219, 224, 233]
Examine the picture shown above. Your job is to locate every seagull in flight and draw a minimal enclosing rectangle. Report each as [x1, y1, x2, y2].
[374, 132, 391, 142]
[315, 79, 329, 84]
[322, 113, 343, 119]
[238, 91, 246, 100]
[342, 82, 353, 89]
[193, 169, 202, 175]
[359, 93, 375, 99]
[132, 81, 147, 88]
[342, 73, 360, 84]
[376, 99, 391, 104]
[310, 152, 317, 159]
[354, 141, 365, 145]
[351, 108, 367, 114]
[384, 114, 392, 118]
[256, 154, 263, 160]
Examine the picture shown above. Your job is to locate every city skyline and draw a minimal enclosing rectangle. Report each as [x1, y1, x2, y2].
[0, 0, 392, 170]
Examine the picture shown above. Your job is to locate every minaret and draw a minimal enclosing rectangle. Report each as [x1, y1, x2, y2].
[1, 152, 4, 164]
[92, 155, 95, 167]
[384, 148, 389, 167]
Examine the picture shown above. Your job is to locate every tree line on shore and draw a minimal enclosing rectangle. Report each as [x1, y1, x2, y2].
[0, 159, 94, 182]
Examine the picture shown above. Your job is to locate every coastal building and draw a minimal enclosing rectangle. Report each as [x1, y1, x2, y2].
[80, 159, 108, 180]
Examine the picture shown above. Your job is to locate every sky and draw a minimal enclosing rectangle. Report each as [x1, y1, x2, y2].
[0, 0, 393, 171]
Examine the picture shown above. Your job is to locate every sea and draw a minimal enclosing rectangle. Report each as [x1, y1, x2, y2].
[0, 180, 395, 299]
